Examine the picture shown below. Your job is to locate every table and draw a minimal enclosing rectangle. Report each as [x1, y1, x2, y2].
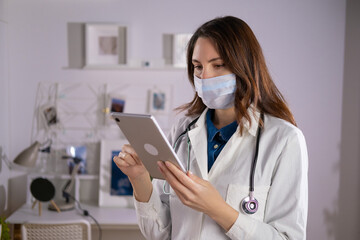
[7, 203, 145, 239]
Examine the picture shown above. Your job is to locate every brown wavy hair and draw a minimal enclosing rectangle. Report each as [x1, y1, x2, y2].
[177, 16, 296, 134]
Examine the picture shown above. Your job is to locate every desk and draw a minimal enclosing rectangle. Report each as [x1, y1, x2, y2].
[7, 203, 145, 240]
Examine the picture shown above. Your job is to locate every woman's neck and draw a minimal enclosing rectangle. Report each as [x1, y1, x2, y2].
[213, 107, 237, 129]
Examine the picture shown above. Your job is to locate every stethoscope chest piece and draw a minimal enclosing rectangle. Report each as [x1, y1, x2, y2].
[241, 194, 258, 214]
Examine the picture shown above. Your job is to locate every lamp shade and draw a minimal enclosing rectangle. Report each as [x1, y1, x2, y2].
[13, 141, 40, 167]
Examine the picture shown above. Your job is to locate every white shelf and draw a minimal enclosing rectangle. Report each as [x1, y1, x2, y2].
[28, 173, 99, 180]
[63, 65, 186, 71]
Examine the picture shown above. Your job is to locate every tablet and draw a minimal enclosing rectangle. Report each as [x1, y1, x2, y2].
[111, 112, 185, 179]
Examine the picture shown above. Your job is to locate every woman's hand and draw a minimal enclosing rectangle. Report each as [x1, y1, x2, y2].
[113, 144, 148, 180]
[113, 144, 152, 202]
[157, 161, 239, 231]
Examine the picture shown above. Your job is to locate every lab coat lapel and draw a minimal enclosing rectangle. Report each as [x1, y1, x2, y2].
[188, 110, 209, 180]
[209, 108, 260, 181]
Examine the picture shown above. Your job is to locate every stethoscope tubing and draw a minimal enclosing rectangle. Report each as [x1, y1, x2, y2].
[163, 112, 264, 215]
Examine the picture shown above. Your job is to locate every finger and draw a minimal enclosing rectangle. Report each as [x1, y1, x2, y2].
[118, 151, 126, 158]
[113, 156, 130, 168]
[122, 144, 142, 164]
[164, 161, 198, 192]
[122, 144, 138, 156]
[158, 161, 194, 197]
[187, 171, 206, 185]
[118, 151, 136, 166]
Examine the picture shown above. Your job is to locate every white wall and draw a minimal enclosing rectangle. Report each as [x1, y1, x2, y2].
[0, 0, 10, 215]
[4, 0, 348, 239]
[0, 0, 28, 219]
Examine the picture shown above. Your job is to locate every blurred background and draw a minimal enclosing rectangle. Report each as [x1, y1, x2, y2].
[0, 0, 359, 239]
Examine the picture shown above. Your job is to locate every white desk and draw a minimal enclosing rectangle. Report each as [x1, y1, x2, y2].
[7, 203, 145, 239]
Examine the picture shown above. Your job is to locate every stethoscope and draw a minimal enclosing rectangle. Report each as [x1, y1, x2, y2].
[163, 112, 264, 215]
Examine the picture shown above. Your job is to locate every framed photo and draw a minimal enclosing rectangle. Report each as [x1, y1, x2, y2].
[163, 33, 192, 67]
[172, 33, 192, 67]
[85, 24, 126, 66]
[40, 104, 58, 128]
[104, 94, 126, 125]
[109, 94, 126, 113]
[99, 140, 134, 207]
[66, 145, 87, 174]
[148, 86, 171, 115]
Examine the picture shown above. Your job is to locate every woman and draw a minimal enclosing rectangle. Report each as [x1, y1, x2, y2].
[114, 16, 308, 239]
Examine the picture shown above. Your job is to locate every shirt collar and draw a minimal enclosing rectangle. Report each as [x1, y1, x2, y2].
[191, 105, 261, 137]
[206, 110, 218, 142]
[206, 109, 238, 142]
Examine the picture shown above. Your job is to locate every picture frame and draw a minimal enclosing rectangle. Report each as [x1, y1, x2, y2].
[99, 140, 134, 207]
[109, 94, 126, 114]
[148, 86, 171, 115]
[39, 103, 58, 129]
[163, 33, 192, 67]
[66, 145, 87, 175]
[85, 24, 127, 66]
[104, 94, 126, 125]
[172, 33, 192, 67]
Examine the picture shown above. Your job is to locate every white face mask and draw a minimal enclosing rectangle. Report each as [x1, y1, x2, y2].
[194, 73, 237, 109]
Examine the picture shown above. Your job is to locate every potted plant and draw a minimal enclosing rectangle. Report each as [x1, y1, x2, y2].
[0, 216, 10, 240]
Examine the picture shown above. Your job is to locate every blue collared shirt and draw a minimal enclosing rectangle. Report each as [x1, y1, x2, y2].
[206, 109, 238, 172]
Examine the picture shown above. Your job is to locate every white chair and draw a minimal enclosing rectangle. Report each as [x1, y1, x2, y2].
[21, 219, 91, 240]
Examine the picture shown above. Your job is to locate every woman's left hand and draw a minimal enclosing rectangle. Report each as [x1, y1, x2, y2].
[157, 161, 238, 231]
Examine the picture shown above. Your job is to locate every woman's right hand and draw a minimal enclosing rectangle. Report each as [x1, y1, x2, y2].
[113, 144, 149, 181]
[113, 144, 153, 202]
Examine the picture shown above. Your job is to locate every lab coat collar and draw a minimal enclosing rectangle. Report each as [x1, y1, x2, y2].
[187, 106, 261, 180]
[207, 106, 261, 180]
[242, 105, 261, 137]
[187, 109, 209, 180]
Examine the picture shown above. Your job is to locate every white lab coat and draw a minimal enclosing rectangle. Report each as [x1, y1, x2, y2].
[134, 108, 308, 240]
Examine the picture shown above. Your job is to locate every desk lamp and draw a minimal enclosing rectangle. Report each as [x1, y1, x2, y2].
[13, 140, 51, 168]
[48, 156, 82, 211]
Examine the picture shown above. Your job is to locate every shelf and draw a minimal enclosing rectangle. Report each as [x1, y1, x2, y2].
[28, 173, 99, 180]
[67, 22, 189, 71]
[62, 65, 186, 71]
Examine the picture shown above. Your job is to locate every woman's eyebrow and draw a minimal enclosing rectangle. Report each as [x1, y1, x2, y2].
[192, 57, 222, 63]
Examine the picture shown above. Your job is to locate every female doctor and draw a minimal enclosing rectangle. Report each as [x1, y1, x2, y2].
[113, 16, 308, 240]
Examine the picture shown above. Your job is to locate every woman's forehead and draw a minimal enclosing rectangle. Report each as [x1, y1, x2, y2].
[192, 37, 221, 61]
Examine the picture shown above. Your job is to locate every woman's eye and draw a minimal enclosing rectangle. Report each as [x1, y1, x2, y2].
[194, 65, 202, 70]
[215, 64, 225, 68]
